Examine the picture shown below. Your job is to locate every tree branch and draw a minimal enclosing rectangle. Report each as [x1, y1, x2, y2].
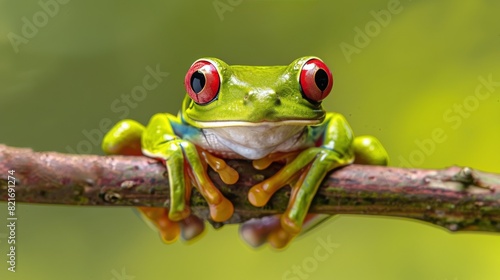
[1, 144, 499, 232]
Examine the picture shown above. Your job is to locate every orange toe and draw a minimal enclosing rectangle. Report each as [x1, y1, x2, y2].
[248, 185, 271, 207]
[157, 213, 180, 243]
[209, 197, 234, 222]
[200, 149, 239, 185]
[281, 215, 302, 235]
[267, 227, 295, 249]
[252, 157, 274, 170]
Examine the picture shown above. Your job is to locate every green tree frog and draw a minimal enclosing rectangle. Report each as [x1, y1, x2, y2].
[102, 56, 389, 248]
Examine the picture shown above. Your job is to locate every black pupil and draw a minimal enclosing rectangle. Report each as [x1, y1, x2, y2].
[314, 69, 328, 91]
[190, 71, 205, 93]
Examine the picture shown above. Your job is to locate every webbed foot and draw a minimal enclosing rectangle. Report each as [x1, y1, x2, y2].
[138, 207, 205, 242]
[247, 148, 351, 248]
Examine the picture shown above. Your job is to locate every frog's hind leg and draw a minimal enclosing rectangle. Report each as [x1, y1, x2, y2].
[136, 207, 180, 243]
[239, 214, 329, 248]
[136, 207, 205, 243]
[353, 135, 389, 166]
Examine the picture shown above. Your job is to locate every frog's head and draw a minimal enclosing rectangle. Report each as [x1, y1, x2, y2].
[181, 56, 333, 128]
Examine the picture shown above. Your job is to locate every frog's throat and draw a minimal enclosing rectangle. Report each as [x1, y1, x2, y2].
[183, 119, 321, 129]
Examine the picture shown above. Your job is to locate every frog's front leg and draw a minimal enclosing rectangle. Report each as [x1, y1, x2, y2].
[247, 113, 356, 248]
[103, 118, 188, 242]
[142, 113, 234, 220]
[103, 114, 235, 243]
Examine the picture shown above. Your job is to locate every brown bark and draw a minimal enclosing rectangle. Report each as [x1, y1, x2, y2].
[1, 144, 499, 232]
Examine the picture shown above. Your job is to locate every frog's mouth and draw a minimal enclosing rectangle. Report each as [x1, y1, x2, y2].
[185, 119, 321, 129]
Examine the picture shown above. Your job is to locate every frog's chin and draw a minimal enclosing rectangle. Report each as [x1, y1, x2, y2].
[202, 124, 309, 160]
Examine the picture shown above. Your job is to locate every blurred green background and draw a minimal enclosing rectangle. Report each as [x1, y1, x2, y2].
[1, 0, 499, 279]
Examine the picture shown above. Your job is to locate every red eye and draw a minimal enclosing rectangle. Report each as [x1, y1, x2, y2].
[185, 60, 220, 104]
[299, 58, 333, 102]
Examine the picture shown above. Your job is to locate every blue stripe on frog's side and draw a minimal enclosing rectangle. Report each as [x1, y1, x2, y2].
[170, 111, 201, 140]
